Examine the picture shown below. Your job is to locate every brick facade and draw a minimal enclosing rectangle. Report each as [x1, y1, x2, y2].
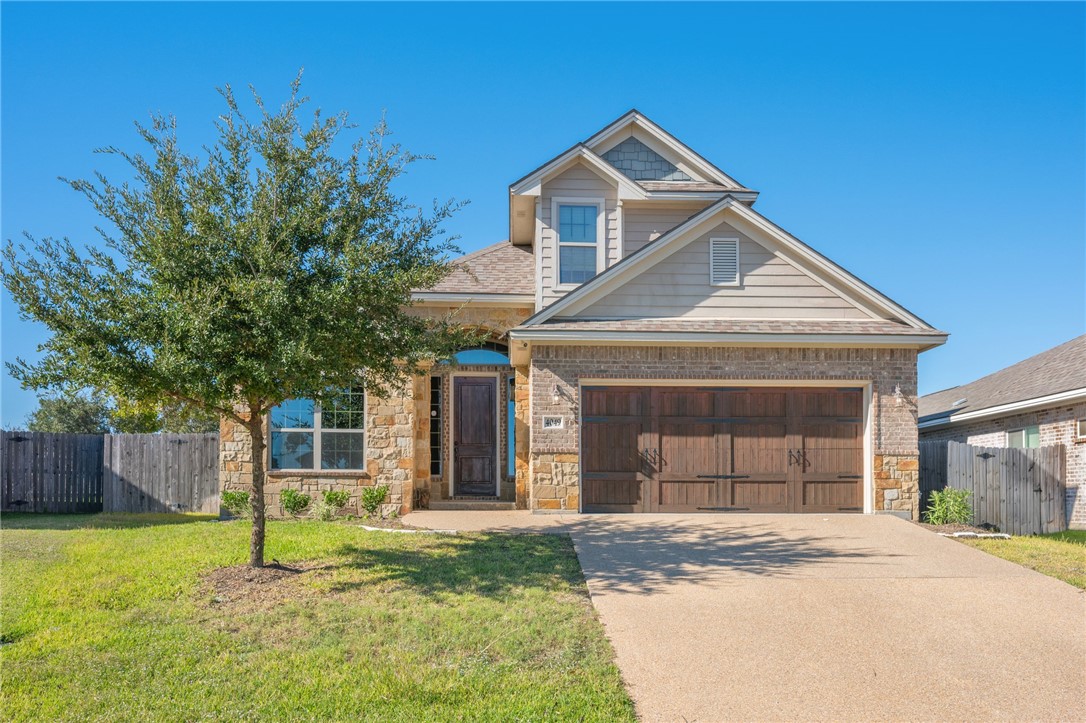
[920, 402, 1086, 529]
[527, 344, 922, 517]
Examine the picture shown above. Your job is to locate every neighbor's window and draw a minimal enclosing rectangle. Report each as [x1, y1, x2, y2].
[558, 204, 599, 285]
[270, 388, 366, 470]
[1006, 425, 1040, 449]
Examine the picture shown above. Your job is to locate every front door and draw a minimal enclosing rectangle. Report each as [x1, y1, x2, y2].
[453, 377, 497, 496]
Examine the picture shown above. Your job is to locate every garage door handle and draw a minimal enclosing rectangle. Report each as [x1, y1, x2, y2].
[838, 475, 863, 479]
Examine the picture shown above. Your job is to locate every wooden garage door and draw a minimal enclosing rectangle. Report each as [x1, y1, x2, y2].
[581, 386, 863, 513]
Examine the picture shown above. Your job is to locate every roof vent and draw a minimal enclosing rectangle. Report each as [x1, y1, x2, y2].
[952, 398, 967, 407]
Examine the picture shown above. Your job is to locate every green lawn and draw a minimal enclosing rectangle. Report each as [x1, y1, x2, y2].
[1, 514, 634, 722]
[958, 530, 1086, 590]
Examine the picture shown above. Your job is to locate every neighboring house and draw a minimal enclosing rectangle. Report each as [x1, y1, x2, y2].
[919, 335, 1086, 529]
[221, 110, 948, 518]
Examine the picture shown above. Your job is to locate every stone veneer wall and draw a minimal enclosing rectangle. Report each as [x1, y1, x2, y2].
[920, 402, 1086, 529]
[220, 378, 417, 517]
[528, 345, 922, 518]
[409, 303, 534, 506]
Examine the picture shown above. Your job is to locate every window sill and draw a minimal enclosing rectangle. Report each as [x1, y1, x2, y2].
[267, 469, 371, 479]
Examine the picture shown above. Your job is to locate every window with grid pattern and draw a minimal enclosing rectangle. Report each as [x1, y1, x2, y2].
[558, 204, 598, 285]
[270, 388, 365, 470]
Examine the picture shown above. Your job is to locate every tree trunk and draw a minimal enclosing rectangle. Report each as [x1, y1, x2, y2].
[247, 411, 267, 568]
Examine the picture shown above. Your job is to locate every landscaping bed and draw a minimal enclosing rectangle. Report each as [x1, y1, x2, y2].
[0, 513, 634, 721]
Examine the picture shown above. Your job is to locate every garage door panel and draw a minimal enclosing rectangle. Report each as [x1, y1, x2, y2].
[582, 422, 643, 474]
[724, 390, 787, 417]
[582, 387, 645, 418]
[731, 479, 788, 509]
[583, 477, 643, 512]
[579, 386, 864, 514]
[731, 423, 788, 475]
[796, 388, 863, 417]
[802, 480, 862, 511]
[657, 480, 715, 511]
[658, 421, 716, 476]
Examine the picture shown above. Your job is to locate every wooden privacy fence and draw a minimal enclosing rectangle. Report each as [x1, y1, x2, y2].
[919, 440, 1066, 535]
[1, 432, 104, 512]
[1, 432, 219, 514]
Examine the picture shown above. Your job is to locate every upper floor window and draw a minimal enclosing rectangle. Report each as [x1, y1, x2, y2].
[1007, 425, 1039, 449]
[558, 204, 599, 285]
[270, 388, 366, 470]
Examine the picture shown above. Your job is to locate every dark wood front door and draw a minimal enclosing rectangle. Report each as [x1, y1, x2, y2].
[454, 377, 497, 496]
[581, 386, 864, 513]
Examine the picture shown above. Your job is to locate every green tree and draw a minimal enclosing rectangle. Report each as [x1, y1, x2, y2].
[2, 76, 475, 566]
[25, 390, 111, 433]
[110, 398, 220, 433]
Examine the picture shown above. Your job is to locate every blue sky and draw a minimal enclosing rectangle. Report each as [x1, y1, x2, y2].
[2, 1, 1084, 426]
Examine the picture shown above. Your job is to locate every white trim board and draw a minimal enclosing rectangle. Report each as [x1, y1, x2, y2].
[412, 292, 535, 307]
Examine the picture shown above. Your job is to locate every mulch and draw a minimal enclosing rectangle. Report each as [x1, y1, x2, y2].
[917, 522, 1004, 535]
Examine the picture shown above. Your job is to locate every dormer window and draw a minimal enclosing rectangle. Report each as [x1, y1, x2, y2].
[557, 202, 601, 285]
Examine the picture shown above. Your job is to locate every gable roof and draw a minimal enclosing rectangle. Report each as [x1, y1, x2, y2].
[919, 335, 1086, 425]
[414, 240, 534, 297]
[510, 110, 754, 197]
[583, 109, 748, 190]
[519, 194, 940, 333]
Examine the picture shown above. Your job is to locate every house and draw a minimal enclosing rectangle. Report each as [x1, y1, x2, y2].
[220, 110, 948, 518]
[919, 335, 1086, 529]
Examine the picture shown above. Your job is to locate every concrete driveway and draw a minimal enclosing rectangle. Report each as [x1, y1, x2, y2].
[565, 514, 1085, 722]
[407, 510, 1086, 720]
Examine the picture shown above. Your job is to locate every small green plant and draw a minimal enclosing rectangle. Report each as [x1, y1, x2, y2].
[360, 485, 389, 517]
[220, 490, 251, 518]
[323, 489, 351, 509]
[280, 489, 311, 517]
[925, 486, 973, 525]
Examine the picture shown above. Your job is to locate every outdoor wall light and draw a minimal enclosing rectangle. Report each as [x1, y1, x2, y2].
[552, 384, 561, 403]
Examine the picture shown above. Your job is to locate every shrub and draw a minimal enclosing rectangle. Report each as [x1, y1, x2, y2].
[360, 485, 389, 517]
[323, 489, 351, 510]
[925, 487, 973, 525]
[280, 489, 311, 517]
[311, 498, 336, 522]
[221, 490, 251, 518]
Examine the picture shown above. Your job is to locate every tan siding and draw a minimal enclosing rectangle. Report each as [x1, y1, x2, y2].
[577, 221, 872, 320]
[540, 163, 618, 306]
[623, 203, 711, 256]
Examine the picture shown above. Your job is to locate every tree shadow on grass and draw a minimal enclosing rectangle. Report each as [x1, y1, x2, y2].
[326, 533, 588, 598]
[319, 518, 896, 599]
[0, 512, 219, 531]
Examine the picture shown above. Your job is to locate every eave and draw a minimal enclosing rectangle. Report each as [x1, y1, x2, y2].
[918, 387, 1086, 430]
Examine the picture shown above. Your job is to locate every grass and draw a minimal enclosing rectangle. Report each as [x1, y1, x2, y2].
[958, 530, 1086, 590]
[1, 514, 634, 722]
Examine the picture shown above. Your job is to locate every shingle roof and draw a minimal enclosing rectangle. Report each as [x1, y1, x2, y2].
[419, 240, 535, 295]
[919, 334, 1086, 423]
[523, 318, 946, 336]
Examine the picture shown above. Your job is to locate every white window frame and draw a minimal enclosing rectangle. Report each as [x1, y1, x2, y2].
[709, 236, 741, 287]
[269, 392, 367, 472]
[551, 197, 607, 291]
[1076, 418, 1086, 441]
[1006, 424, 1040, 449]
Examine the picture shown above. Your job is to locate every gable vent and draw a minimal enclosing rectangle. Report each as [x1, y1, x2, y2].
[710, 237, 740, 286]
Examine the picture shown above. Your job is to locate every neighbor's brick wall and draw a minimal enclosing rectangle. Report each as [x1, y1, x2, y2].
[528, 345, 921, 516]
[920, 402, 1086, 529]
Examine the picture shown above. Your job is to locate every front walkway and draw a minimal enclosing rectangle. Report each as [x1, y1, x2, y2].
[405, 511, 1086, 722]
